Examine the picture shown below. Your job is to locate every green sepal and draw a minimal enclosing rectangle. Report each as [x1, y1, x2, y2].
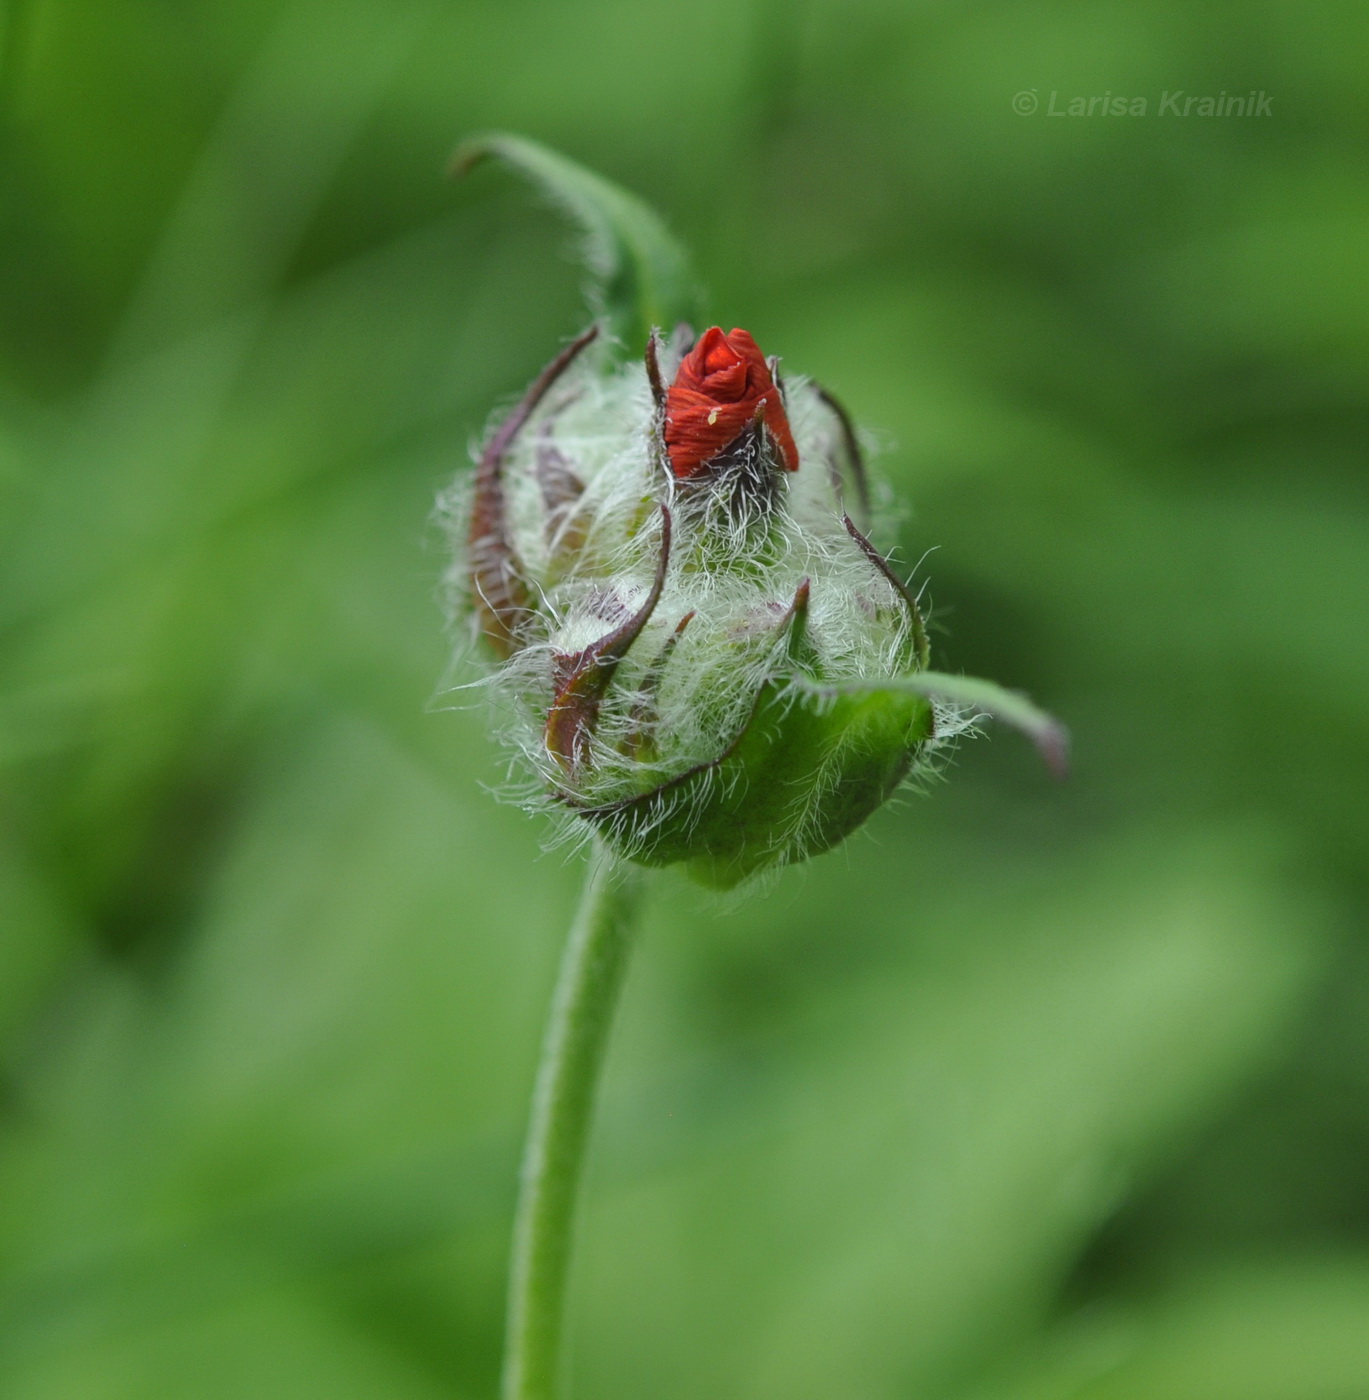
[818, 671, 1070, 779]
[452, 132, 703, 357]
[572, 669, 1064, 888]
[578, 676, 935, 890]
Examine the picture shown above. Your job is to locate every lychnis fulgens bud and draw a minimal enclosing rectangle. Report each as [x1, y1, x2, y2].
[448, 136, 1065, 888]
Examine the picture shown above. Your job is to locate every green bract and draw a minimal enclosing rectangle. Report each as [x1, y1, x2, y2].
[449, 136, 1064, 888]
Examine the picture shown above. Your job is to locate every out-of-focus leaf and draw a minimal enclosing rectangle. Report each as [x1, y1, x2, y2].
[0, 841, 81, 1057]
[573, 831, 1332, 1400]
[965, 1261, 1369, 1400]
[0, 717, 572, 1396]
[2, 1283, 459, 1400]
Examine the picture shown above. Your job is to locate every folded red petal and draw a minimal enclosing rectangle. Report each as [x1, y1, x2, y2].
[664, 326, 799, 477]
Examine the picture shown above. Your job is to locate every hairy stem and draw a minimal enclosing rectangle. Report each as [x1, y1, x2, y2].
[501, 842, 643, 1400]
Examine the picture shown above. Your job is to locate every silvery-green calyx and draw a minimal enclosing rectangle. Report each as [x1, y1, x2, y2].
[449, 135, 1065, 888]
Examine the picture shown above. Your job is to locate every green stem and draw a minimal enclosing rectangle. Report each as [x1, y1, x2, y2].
[501, 842, 643, 1400]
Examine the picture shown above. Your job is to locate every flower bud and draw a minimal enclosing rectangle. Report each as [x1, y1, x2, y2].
[448, 134, 1064, 887]
[449, 321, 1063, 888]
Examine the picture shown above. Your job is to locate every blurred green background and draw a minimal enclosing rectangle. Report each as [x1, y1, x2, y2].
[1, 1, 1367, 1396]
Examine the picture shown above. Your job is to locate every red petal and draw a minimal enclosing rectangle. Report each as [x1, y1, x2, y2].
[664, 327, 800, 478]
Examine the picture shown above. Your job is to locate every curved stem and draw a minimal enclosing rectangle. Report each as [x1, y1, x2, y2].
[501, 842, 643, 1400]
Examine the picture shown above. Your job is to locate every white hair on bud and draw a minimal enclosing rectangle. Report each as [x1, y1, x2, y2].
[442, 342, 965, 873]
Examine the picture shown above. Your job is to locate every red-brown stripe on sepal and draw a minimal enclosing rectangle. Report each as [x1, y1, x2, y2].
[468, 325, 598, 657]
[842, 515, 930, 670]
[546, 507, 672, 774]
[815, 384, 872, 524]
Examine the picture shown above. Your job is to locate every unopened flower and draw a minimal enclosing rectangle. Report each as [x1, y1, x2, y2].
[447, 320, 1061, 888]
[664, 326, 798, 478]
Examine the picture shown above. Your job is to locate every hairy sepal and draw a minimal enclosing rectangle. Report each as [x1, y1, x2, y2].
[572, 674, 935, 889]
